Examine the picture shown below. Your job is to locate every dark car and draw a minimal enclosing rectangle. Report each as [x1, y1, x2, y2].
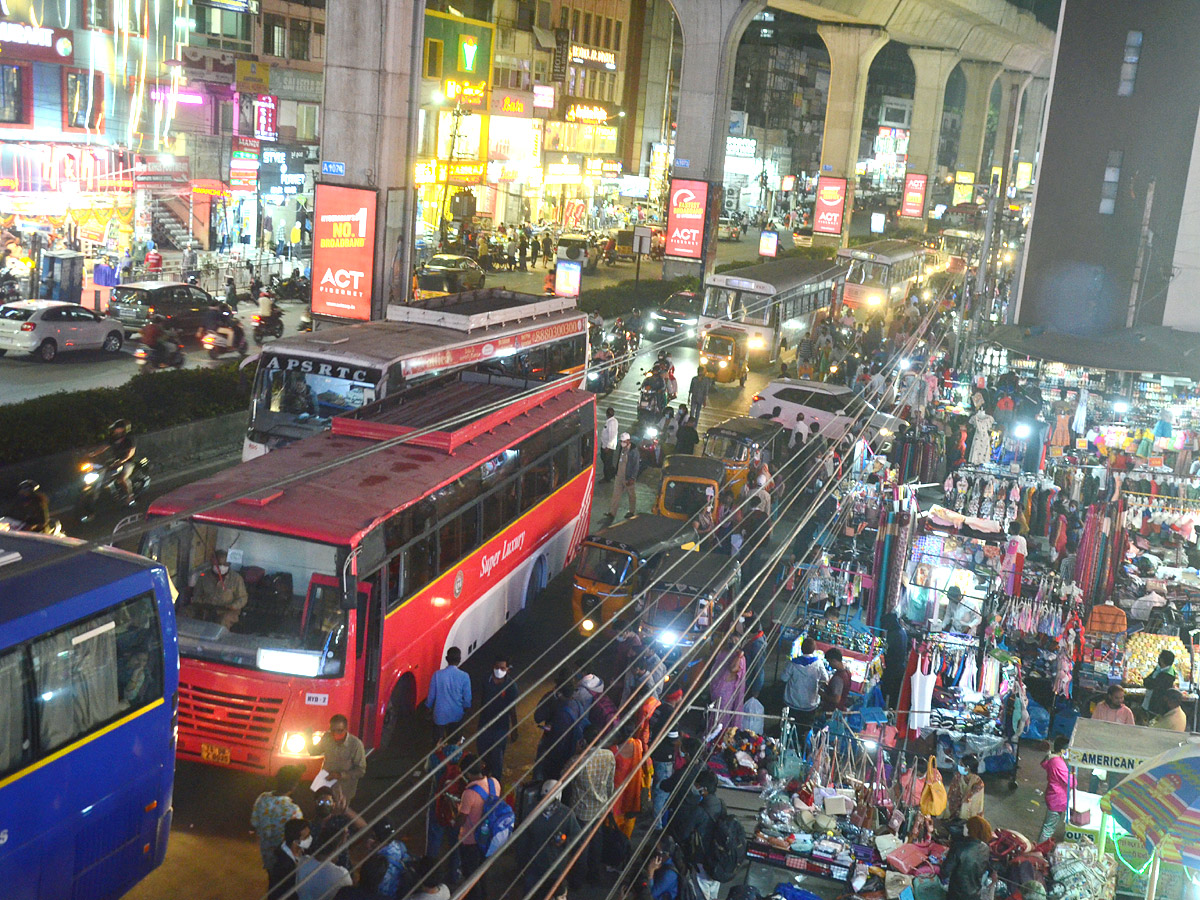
[419, 254, 486, 293]
[644, 290, 699, 338]
[106, 281, 220, 339]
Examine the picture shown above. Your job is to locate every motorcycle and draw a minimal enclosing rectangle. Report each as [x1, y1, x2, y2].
[200, 319, 248, 358]
[270, 271, 312, 302]
[77, 455, 151, 522]
[134, 339, 185, 371]
[253, 298, 285, 345]
[0, 516, 65, 536]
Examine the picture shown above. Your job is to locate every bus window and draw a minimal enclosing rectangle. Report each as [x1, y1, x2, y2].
[0, 648, 31, 775]
[253, 361, 380, 438]
[32, 593, 163, 752]
[702, 287, 733, 319]
[406, 533, 437, 595]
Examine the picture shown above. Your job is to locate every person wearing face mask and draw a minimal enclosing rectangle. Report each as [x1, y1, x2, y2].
[191, 548, 249, 629]
[945, 753, 985, 822]
[312, 714, 367, 804]
[269, 817, 313, 900]
[477, 655, 519, 781]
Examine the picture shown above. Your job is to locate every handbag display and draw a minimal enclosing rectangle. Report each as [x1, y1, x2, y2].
[886, 842, 930, 874]
[918, 756, 947, 817]
[898, 761, 927, 807]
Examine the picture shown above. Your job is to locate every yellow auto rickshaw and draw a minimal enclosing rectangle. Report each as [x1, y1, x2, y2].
[653, 454, 730, 524]
[699, 326, 750, 386]
[571, 514, 689, 634]
[702, 416, 788, 497]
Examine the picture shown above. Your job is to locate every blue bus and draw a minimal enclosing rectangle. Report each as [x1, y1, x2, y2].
[0, 531, 178, 900]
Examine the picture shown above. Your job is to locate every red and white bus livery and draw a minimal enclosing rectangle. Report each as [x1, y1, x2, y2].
[142, 372, 595, 772]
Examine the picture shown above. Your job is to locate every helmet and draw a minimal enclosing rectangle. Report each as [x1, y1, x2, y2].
[109, 418, 131, 437]
[17, 479, 38, 494]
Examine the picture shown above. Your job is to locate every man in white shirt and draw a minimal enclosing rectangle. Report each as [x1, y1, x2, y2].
[867, 368, 887, 402]
[600, 407, 619, 482]
[789, 412, 808, 450]
[295, 840, 352, 900]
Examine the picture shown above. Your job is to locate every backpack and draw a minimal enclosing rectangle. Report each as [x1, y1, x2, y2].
[705, 811, 748, 881]
[469, 779, 515, 858]
[589, 693, 617, 730]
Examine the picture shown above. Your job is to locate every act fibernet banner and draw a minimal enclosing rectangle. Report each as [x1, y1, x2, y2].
[312, 184, 379, 320]
[812, 176, 847, 235]
[901, 173, 928, 218]
[665, 178, 709, 259]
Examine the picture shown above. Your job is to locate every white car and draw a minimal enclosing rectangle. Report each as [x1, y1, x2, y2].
[0, 300, 126, 362]
[717, 217, 741, 241]
[748, 378, 903, 443]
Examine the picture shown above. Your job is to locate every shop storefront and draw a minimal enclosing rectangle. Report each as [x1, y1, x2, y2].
[483, 90, 542, 228]
[540, 117, 621, 229]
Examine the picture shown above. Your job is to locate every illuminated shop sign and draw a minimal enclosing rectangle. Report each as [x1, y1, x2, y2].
[0, 20, 73, 63]
[414, 159, 487, 185]
[566, 103, 609, 124]
[444, 79, 487, 107]
[533, 85, 555, 109]
[570, 45, 616, 67]
[725, 136, 757, 158]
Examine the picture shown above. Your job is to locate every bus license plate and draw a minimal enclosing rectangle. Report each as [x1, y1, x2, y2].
[201, 743, 230, 764]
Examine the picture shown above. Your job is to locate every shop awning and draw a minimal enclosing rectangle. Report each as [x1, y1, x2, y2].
[987, 324, 1200, 379]
[532, 26, 556, 51]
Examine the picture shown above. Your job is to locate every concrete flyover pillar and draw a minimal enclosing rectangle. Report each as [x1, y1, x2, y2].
[320, 0, 422, 317]
[993, 70, 1033, 192]
[1016, 77, 1049, 173]
[817, 24, 889, 242]
[905, 47, 960, 217]
[954, 60, 1001, 177]
[664, 0, 767, 280]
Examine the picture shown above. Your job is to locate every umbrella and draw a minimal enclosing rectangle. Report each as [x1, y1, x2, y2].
[1099, 735, 1200, 898]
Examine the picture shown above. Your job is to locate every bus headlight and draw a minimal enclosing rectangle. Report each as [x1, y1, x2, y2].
[718, 360, 727, 368]
[698, 355, 708, 366]
[282, 731, 310, 755]
[581, 618, 596, 632]
[749, 336, 765, 349]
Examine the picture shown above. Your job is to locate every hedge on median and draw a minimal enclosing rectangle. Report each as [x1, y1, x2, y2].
[577, 275, 700, 318]
[0, 363, 251, 467]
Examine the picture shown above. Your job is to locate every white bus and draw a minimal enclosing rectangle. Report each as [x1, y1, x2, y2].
[700, 258, 846, 365]
[242, 291, 587, 459]
[835, 239, 935, 312]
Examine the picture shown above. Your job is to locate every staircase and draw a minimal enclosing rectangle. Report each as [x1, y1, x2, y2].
[147, 196, 191, 250]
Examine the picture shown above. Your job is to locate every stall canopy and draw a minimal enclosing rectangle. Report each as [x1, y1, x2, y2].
[1102, 737, 1200, 867]
[989, 324, 1200, 379]
[1069, 719, 1189, 776]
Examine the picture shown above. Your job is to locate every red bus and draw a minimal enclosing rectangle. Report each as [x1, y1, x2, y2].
[140, 372, 595, 772]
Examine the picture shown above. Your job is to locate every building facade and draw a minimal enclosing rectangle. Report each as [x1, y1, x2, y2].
[1017, 0, 1200, 333]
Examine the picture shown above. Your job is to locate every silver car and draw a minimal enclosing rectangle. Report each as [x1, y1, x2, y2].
[0, 300, 126, 362]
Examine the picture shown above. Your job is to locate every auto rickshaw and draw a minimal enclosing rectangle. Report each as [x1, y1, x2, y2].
[571, 513, 688, 634]
[699, 326, 750, 386]
[653, 454, 729, 524]
[637, 548, 742, 668]
[702, 416, 788, 497]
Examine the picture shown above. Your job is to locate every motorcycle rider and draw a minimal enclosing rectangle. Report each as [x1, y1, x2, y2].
[224, 276, 239, 310]
[140, 315, 169, 368]
[103, 419, 137, 505]
[11, 480, 50, 533]
[259, 286, 282, 322]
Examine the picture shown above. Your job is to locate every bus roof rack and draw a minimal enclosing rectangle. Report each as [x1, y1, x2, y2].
[332, 371, 574, 453]
[386, 289, 576, 331]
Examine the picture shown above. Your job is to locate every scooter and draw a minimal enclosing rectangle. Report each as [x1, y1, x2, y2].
[200, 319, 248, 358]
[0, 515, 64, 536]
[77, 455, 151, 522]
[134, 339, 185, 371]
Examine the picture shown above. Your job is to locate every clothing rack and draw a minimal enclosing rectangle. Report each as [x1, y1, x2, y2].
[1121, 490, 1200, 510]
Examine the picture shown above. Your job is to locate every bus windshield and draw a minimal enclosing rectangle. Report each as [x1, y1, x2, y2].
[250, 362, 380, 439]
[142, 521, 346, 677]
[702, 287, 769, 325]
[704, 434, 751, 461]
[576, 544, 633, 586]
[845, 259, 889, 285]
